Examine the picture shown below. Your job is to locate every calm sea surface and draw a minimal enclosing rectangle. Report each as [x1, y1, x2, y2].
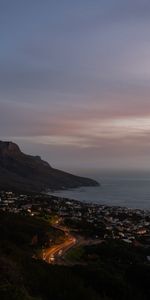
[50, 172, 150, 210]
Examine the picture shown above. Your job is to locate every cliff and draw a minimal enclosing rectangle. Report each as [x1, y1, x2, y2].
[0, 141, 99, 192]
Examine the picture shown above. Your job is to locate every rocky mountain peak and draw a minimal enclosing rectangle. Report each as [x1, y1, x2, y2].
[0, 140, 99, 192]
[0, 141, 22, 156]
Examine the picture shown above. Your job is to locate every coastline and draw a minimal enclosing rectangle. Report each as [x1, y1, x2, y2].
[47, 175, 150, 210]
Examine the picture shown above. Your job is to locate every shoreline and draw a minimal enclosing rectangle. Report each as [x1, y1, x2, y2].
[47, 178, 150, 210]
[1, 190, 150, 250]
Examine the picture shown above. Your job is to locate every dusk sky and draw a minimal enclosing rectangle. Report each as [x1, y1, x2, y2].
[1, 0, 150, 172]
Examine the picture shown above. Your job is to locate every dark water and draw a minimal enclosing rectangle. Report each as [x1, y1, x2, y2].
[50, 172, 150, 209]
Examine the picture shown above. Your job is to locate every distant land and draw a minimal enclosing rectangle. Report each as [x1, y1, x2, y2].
[0, 141, 99, 192]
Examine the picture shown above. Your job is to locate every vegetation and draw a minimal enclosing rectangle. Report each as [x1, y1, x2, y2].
[1, 212, 150, 300]
[65, 246, 85, 262]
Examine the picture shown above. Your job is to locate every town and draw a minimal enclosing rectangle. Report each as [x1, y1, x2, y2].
[1, 190, 150, 249]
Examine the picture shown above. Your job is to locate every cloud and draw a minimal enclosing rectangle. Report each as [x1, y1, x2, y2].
[1, 1, 150, 170]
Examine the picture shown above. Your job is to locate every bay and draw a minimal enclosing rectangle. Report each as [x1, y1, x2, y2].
[49, 171, 150, 210]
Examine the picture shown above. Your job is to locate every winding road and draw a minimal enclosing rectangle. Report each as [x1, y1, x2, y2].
[42, 223, 77, 264]
[42, 222, 102, 264]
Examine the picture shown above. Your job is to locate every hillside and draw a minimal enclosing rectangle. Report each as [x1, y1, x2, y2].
[0, 141, 99, 192]
[1, 211, 150, 300]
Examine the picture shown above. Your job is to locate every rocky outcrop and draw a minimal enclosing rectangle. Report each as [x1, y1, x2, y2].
[0, 141, 99, 192]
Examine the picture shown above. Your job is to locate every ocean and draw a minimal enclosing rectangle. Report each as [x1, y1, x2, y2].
[50, 171, 150, 210]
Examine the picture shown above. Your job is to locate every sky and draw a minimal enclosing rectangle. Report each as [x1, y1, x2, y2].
[1, 0, 150, 173]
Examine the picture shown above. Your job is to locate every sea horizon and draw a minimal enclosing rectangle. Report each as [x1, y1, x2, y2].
[49, 170, 150, 210]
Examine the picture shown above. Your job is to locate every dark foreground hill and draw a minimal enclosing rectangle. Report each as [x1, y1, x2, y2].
[1, 212, 150, 300]
[0, 141, 99, 192]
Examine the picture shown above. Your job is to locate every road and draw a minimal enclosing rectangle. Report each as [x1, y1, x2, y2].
[42, 223, 77, 264]
[42, 222, 102, 264]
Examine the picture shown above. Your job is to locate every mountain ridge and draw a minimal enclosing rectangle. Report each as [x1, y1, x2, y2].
[0, 141, 99, 192]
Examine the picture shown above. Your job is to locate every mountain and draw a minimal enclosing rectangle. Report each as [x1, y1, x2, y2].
[0, 141, 99, 192]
